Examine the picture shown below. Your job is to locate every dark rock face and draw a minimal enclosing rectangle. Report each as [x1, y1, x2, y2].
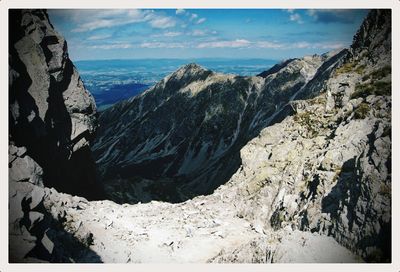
[351, 9, 391, 58]
[9, 9, 103, 262]
[94, 53, 346, 203]
[9, 9, 102, 199]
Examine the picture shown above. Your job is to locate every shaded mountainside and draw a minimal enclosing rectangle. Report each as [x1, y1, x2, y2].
[94, 51, 347, 203]
[8, 9, 391, 263]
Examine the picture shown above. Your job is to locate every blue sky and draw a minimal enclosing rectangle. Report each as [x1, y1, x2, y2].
[48, 9, 369, 61]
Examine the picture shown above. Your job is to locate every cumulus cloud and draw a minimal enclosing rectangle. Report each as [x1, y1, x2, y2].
[190, 29, 217, 36]
[52, 9, 347, 53]
[256, 41, 284, 49]
[89, 43, 133, 49]
[289, 13, 303, 24]
[291, 41, 346, 49]
[191, 30, 207, 36]
[196, 18, 206, 24]
[70, 9, 176, 32]
[149, 17, 176, 29]
[163, 31, 182, 37]
[87, 34, 112, 40]
[197, 39, 251, 48]
[284, 9, 303, 24]
[190, 13, 199, 21]
[196, 38, 345, 50]
[140, 42, 185, 48]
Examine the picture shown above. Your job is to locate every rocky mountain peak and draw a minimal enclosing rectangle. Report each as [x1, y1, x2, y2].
[166, 62, 212, 83]
[351, 9, 391, 62]
[182, 62, 207, 71]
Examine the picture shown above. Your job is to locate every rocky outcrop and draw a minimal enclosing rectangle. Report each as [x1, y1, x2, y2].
[9, 9, 102, 262]
[351, 9, 391, 63]
[93, 51, 346, 204]
[217, 9, 391, 262]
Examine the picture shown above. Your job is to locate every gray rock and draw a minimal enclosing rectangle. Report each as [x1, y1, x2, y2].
[270, 230, 362, 263]
[9, 150, 43, 186]
[29, 211, 44, 227]
[9, 226, 37, 262]
[9, 9, 101, 263]
[41, 232, 54, 255]
[29, 186, 45, 210]
[9, 9, 101, 200]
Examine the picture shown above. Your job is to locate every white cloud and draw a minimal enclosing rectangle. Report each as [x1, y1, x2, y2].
[72, 10, 147, 32]
[140, 42, 185, 48]
[197, 39, 251, 48]
[307, 9, 317, 18]
[149, 17, 176, 29]
[90, 43, 133, 49]
[73, 20, 118, 32]
[284, 9, 303, 24]
[163, 31, 182, 37]
[70, 9, 176, 32]
[85, 38, 345, 51]
[175, 10, 207, 26]
[191, 30, 206, 36]
[196, 18, 206, 24]
[189, 29, 217, 36]
[196, 39, 345, 50]
[290, 13, 303, 24]
[256, 41, 284, 49]
[292, 41, 310, 48]
[291, 41, 346, 49]
[190, 13, 199, 21]
[87, 34, 112, 40]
